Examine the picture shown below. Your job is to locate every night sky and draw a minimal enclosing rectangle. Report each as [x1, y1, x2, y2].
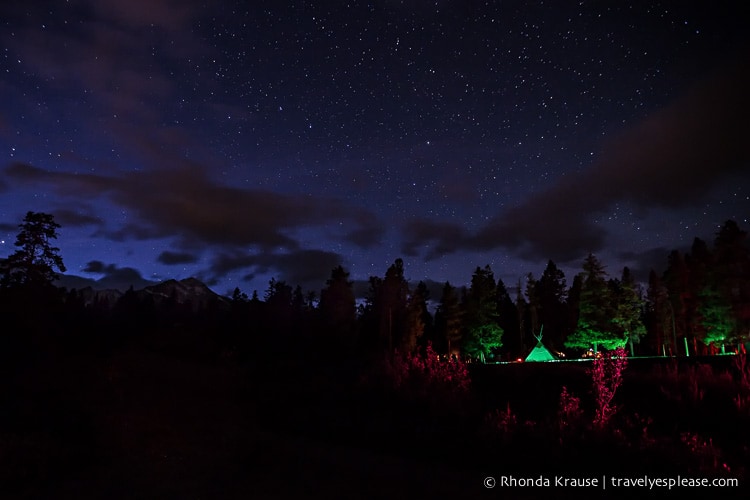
[1, 1, 749, 298]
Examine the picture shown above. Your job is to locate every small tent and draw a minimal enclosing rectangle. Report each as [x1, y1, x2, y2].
[525, 329, 556, 362]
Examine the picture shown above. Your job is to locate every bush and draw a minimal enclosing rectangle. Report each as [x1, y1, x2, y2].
[589, 347, 628, 428]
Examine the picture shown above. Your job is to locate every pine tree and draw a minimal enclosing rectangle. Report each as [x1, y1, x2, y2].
[402, 281, 430, 353]
[462, 265, 503, 362]
[698, 284, 735, 354]
[713, 220, 750, 344]
[496, 278, 520, 359]
[537, 260, 568, 351]
[611, 267, 646, 356]
[516, 278, 529, 354]
[1, 211, 66, 289]
[662, 250, 690, 355]
[646, 269, 671, 355]
[319, 265, 357, 349]
[565, 254, 623, 353]
[373, 258, 410, 351]
[434, 281, 462, 356]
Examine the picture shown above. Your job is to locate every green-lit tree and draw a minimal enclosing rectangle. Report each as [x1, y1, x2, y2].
[1, 211, 66, 289]
[611, 267, 646, 356]
[462, 265, 503, 362]
[565, 254, 624, 353]
[698, 285, 735, 354]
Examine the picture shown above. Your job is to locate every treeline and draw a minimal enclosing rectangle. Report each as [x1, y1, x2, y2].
[1, 212, 749, 362]
[227, 219, 750, 360]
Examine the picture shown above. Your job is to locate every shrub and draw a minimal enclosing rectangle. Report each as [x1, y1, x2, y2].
[589, 347, 627, 429]
[378, 342, 471, 414]
[483, 402, 517, 441]
[557, 385, 583, 439]
[680, 432, 730, 474]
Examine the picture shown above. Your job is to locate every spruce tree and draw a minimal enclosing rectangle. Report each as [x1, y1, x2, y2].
[462, 265, 503, 362]
[565, 254, 624, 353]
[1, 211, 66, 289]
[434, 281, 462, 356]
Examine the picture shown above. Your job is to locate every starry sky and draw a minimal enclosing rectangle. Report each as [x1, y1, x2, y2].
[1, 0, 749, 298]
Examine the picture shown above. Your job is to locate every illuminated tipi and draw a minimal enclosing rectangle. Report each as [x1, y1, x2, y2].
[525, 327, 556, 362]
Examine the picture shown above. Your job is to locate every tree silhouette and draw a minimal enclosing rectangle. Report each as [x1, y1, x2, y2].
[537, 260, 568, 351]
[378, 258, 410, 351]
[319, 265, 357, 350]
[713, 220, 750, 342]
[610, 267, 646, 356]
[646, 269, 670, 355]
[434, 281, 462, 356]
[495, 278, 520, 359]
[1, 211, 66, 289]
[402, 280, 430, 353]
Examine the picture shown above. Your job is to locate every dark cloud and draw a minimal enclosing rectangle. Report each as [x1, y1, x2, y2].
[616, 247, 674, 282]
[157, 251, 199, 265]
[469, 59, 750, 263]
[95, 223, 170, 243]
[4, 162, 384, 252]
[210, 249, 344, 293]
[1, 0, 209, 174]
[75, 260, 156, 290]
[88, 0, 198, 32]
[401, 218, 469, 260]
[343, 213, 386, 248]
[52, 208, 103, 228]
[349, 277, 460, 302]
[82, 260, 109, 274]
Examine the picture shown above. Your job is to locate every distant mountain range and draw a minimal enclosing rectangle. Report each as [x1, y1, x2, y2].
[64, 277, 230, 312]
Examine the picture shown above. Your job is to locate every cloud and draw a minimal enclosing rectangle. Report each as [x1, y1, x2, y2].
[400, 218, 469, 260]
[87, 0, 197, 32]
[616, 247, 674, 281]
[157, 251, 199, 265]
[349, 277, 460, 302]
[52, 208, 104, 228]
[469, 59, 750, 263]
[1, 0, 208, 172]
[4, 162, 384, 252]
[209, 249, 344, 293]
[71, 260, 157, 290]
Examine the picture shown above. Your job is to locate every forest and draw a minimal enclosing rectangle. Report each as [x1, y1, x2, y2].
[1, 212, 749, 498]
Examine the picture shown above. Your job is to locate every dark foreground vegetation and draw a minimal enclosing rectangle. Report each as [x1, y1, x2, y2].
[1, 212, 749, 498]
[1, 300, 749, 498]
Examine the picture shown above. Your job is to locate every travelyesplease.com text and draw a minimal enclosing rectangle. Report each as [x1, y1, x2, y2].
[483, 474, 739, 490]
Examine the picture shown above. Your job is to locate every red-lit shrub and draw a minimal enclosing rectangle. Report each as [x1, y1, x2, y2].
[384, 342, 471, 403]
[589, 347, 627, 428]
[557, 385, 583, 441]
